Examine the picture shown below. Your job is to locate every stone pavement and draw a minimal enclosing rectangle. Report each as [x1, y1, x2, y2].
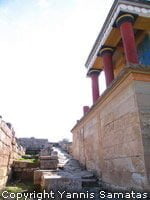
[55, 147, 98, 185]
[38, 147, 100, 199]
[38, 147, 122, 200]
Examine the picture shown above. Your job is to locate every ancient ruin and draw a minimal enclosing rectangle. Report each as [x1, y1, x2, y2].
[18, 137, 49, 155]
[0, 118, 25, 190]
[71, 0, 150, 191]
[33, 147, 98, 192]
[0, 0, 150, 196]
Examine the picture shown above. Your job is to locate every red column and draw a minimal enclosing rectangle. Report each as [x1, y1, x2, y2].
[87, 69, 101, 104]
[99, 47, 114, 87]
[116, 14, 138, 64]
[83, 106, 89, 115]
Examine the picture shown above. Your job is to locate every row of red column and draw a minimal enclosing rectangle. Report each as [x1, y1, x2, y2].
[88, 13, 139, 105]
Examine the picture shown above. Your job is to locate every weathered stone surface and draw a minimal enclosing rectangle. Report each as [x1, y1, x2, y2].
[12, 168, 36, 182]
[72, 74, 150, 190]
[12, 161, 39, 182]
[51, 151, 58, 156]
[18, 137, 49, 154]
[41, 174, 82, 191]
[59, 141, 72, 154]
[40, 145, 52, 156]
[13, 160, 39, 169]
[39, 153, 59, 170]
[0, 176, 8, 189]
[40, 159, 58, 170]
[13, 161, 27, 168]
[135, 81, 150, 184]
[34, 170, 57, 185]
[36, 148, 97, 192]
[0, 121, 25, 190]
[40, 155, 58, 160]
[0, 167, 7, 177]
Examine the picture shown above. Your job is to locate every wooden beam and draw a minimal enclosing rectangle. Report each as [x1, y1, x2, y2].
[92, 57, 103, 69]
[105, 28, 121, 47]
[92, 28, 121, 70]
[134, 17, 150, 31]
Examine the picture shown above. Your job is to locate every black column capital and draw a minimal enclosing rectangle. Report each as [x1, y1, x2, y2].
[115, 13, 135, 27]
[98, 46, 115, 57]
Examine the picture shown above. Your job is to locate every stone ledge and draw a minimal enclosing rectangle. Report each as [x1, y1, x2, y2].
[34, 170, 58, 185]
[41, 174, 82, 191]
[40, 156, 58, 160]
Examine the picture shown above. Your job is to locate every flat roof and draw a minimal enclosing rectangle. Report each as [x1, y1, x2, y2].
[85, 0, 150, 70]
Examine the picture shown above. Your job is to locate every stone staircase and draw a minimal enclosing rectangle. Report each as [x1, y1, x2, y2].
[34, 147, 100, 191]
[81, 174, 98, 188]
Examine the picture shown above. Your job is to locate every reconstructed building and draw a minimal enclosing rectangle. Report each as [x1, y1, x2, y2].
[71, 0, 150, 190]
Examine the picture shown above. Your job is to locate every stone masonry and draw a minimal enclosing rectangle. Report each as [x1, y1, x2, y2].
[18, 137, 49, 154]
[72, 67, 150, 190]
[0, 120, 25, 190]
[34, 147, 98, 192]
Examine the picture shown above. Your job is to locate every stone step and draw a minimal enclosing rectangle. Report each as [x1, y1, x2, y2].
[81, 174, 95, 179]
[82, 178, 98, 187]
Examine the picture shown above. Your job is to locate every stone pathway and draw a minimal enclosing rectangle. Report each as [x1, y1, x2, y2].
[46, 147, 121, 200]
[54, 147, 97, 181]
[46, 148, 101, 198]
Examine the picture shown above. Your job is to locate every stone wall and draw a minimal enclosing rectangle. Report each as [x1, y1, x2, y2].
[135, 81, 150, 185]
[12, 160, 39, 182]
[0, 121, 25, 190]
[72, 68, 150, 190]
[59, 141, 72, 154]
[18, 137, 49, 154]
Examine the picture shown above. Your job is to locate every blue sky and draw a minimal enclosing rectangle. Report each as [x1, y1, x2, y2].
[0, 0, 114, 141]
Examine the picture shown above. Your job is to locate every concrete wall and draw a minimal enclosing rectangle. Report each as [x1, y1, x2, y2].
[0, 121, 25, 190]
[72, 69, 150, 190]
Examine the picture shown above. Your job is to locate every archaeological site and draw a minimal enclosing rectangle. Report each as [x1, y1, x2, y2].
[72, 0, 150, 191]
[0, 0, 150, 198]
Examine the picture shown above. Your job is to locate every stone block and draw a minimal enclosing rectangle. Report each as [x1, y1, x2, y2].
[0, 155, 9, 167]
[134, 81, 150, 94]
[9, 158, 14, 166]
[0, 167, 8, 177]
[2, 146, 10, 156]
[137, 93, 150, 107]
[0, 176, 8, 190]
[41, 174, 82, 191]
[34, 170, 57, 185]
[0, 122, 25, 190]
[40, 156, 51, 160]
[13, 161, 28, 168]
[40, 159, 58, 170]
[34, 170, 43, 185]
[144, 155, 150, 183]
[0, 129, 6, 143]
[13, 168, 35, 181]
[50, 155, 58, 160]
[40, 146, 52, 156]
[51, 151, 58, 156]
